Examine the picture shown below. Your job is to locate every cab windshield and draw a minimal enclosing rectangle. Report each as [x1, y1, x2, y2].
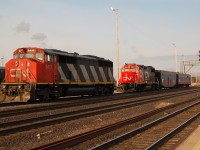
[121, 66, 136, 72]
[14, 54, 19, 58]
[36, 53, 43, 60]
[19, 54, 24, 58]
[13, 53, 43, 61]
[26, 54, 34, 58]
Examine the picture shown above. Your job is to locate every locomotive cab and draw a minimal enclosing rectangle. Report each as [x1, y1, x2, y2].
[4, 48, 58, 83]
[118, 64, 141, 92]
[1, 48, 58, 102]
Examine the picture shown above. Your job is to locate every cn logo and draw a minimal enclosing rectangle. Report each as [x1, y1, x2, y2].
[123, 74, 132, 81]
[10, 68, 28, 78]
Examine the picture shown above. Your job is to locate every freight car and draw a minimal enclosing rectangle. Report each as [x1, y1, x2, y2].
[155, 70, 177, 89]
[0, 47, 114, 102]
[0, 67, 5, 83]
[176, 73, 190, 88]
[118, 63, 191, 93]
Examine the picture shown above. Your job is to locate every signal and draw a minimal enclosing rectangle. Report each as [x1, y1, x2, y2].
[199, 50, 200, 61]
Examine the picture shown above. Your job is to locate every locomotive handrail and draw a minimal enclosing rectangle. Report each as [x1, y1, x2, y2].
[26, 69, 36, 83]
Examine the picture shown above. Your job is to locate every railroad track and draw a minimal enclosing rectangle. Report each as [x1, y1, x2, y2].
[0, 89, 199, 136]
[0, 87, 194, 106]
[31, 97, 200, 150]
[0, 88, 198, 118]
[146, 113, 199, 150]
[93, 102, 200, 150]
[0, 92, 141, 117]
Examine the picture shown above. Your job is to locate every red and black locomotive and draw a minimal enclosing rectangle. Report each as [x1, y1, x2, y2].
[118, 63, 191, 93]
[1, 47, 114, 102]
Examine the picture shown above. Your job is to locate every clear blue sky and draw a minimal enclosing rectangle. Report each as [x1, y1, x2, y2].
[0, 0, 200, 72]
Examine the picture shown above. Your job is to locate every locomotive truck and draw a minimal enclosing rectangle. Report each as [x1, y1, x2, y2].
[118, 63, 191, 93]
[0, 47, 114, 102]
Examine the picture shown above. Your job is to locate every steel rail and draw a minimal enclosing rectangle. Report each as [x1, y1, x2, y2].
[0, 88, 197, 118]
[0, 92, 152, 117]
[0, 91, 197, 136]
[0, 91, 198, 118]
[145, 112, 200, 150]
[91, 101, 200, 150]
[31, 99, 200, 150]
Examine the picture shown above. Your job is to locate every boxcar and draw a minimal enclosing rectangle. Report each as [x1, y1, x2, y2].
[155, 70, 177, 89]
[176, 73, 191, 87]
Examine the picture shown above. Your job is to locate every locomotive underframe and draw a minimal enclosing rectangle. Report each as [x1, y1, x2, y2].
[1, 83, 31, 102]
[1, 83, 114, 102]
[117, 82, 158, 93]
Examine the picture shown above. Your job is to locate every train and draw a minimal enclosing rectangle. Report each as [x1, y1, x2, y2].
[0, 67, 5, 84]
[0, 47, 114, 102]
[0, 48, 191, 102]
[117, 63, 191, 93]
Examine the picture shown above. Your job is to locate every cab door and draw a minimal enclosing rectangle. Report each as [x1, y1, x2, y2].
[45, 54, 58, 82]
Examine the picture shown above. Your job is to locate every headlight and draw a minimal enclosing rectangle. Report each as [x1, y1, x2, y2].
[15, 60, 19, 67]
[27, 62, 30, 67]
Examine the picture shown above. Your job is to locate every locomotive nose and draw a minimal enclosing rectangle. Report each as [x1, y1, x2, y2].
[6, 59, 30, 83]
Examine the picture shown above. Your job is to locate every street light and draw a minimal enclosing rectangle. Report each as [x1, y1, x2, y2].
[1, 57, 4, 66]
[172, 43, 178, 72]
[111, 7, 119, 87]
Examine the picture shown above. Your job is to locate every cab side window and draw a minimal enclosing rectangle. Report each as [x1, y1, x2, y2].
[45, 54, 53, 62]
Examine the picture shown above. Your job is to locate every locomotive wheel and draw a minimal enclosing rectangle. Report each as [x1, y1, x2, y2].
[19, 92, 23, 102]
[17, 89, 25, 102]
[38, 96, 45, 101]
[50, 95, 59, 100]
[50, 86, 60, 100]
[104, 88, 109, 95]
[2, 93, 6, 101]
[121, 86, 125, 93]
[37, 88, 50, 101]
[2, 94, 17, 102]
[121, 85, 128, 93]
[98, 91, 102, 96]
[136, 85, 142, 92]
[109, 88, 114, 95]
[50, 92, 60, 100]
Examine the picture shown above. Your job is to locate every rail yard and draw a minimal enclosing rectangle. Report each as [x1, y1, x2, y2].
[0, 47, 198, 150]
[1, 1, 200, 149]
[1, 87, 200, 149]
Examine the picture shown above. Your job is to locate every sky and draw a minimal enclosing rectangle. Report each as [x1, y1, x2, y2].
[0, 0, 200, 74]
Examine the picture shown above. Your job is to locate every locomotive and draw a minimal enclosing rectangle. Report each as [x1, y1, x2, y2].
[1, 47, 114, 102]
[118, 63, 191, 93]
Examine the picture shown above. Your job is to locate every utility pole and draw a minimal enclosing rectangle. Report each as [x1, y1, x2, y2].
[111, 7, 119, 87]
[172, 43, 178, 72]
